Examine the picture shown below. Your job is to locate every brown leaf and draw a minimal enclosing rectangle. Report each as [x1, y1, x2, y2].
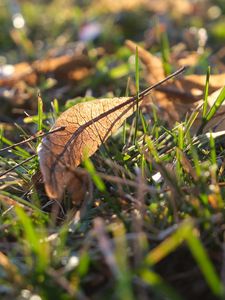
[0, 50, 92, 118]
[0, 62, 36, 87]
[0, 51, 92, 88]
[33, 52, 92, 83]
[38, 97, 136, 200]
[126, 40, 225, 124]
[125, 40, 164, 83]
[174, 51, 200, 68]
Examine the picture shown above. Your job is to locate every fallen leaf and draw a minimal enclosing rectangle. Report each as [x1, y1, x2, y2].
[174, 51, 200, 67]
[0, 62, 36, 87]
[33, 52, 92, 83]
[38, 97, 137, 200]
[0, 49, 93, 119]
[0, 49, 92, 90]
[126, 40, 164, 83]
[126, 40, 225, 124]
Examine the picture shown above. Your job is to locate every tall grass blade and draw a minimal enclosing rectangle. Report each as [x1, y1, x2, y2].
[186, 230, 224, 297]
[141, 269, 182, 300]
[202, 66, 211, 118]
[15, 206, 49, 272]
[37, 95, 43, 132]
[134, 46, 140, 143]
[161, 31, 172, 75]
[205, 86, 225, 122]
[84, 157, 106, 192]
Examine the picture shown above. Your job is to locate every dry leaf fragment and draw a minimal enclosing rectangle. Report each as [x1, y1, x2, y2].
[0, 62, 36, 87]
[33, 53, 92, 83]
[0, 50, 92, 118]
[174, 51, 200, 67]
[0, 51, 92, 89]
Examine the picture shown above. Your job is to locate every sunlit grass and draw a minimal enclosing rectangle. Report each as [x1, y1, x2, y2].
[1, 1, 225, 299]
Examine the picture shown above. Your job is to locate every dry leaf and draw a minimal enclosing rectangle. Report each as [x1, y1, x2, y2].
[0, 62, 36, 87]
[174, 51, 200, 68]
[0, 51, 92, 88]
[38, 97, 137, 200]
[0, 49, 92, 118]
[126, 40, 164, 83]
[126, 40, 225, 123]
[33, 52, 92, 83]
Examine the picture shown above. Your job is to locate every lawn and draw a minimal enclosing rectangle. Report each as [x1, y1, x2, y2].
[1, 1, 225, 299]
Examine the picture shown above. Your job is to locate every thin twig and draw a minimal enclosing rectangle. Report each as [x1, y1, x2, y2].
[0, 154, 36, 178]
[0, 126, 65, 153]
[74, 167, 158, 194]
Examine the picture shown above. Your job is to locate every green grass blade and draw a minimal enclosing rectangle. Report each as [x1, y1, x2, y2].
[52, 98, 59, 120]
[113, 222, 135, 300]
[205, 86, 225, 122]
[184, 109, 200, 137]
[160, 31, 172, 75]
[145, 220, 224, 297]
[145, 222, 190, 265]
[83, 157, 106, 192]
[135, 46, 139, 95]
[15, 206, 49, 272]
[0, 191, 46, 213]
[186, 230, 224, 297]
[209, 132, 216, 165]
[188, 134, 201, 177]
[37, 95, 43, 132]
[123, 77, 131, 145]
[202, 66, 211, 118]
[141, 269, 182, 300]
[134, 46, 140, 144]
[0, 135, 30, 158]
[178, 124, 184, 150]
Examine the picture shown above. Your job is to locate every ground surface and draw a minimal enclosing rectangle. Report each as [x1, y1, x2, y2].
[1, 1, 225, 299]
